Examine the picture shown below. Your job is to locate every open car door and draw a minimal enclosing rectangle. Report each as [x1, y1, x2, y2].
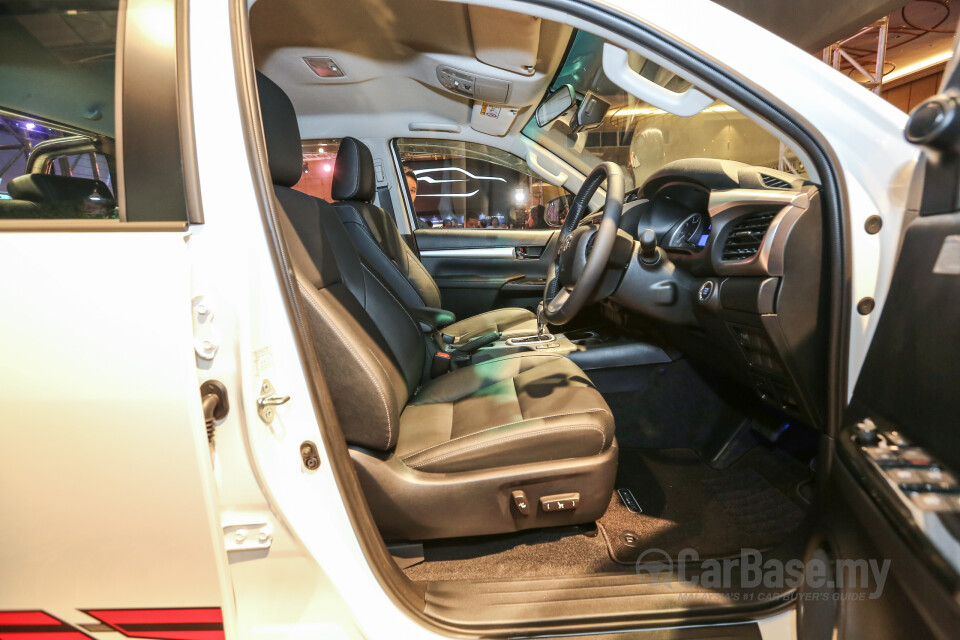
[806, 43, 960, 640]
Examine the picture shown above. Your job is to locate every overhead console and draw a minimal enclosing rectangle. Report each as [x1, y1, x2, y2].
[436, 65, 511, 103]
[608, 160, 827, 428]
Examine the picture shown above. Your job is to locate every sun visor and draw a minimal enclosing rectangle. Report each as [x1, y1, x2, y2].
[470, 102, 519, 136]
[468, 6, 540, 76]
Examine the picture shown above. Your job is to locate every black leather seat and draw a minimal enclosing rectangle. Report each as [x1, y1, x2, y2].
[330, 137, 539, 342]
[0, 174, 115, 219]
[257, 72, 617, 540]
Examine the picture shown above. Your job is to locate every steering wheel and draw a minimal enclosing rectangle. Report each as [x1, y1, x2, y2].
[542, 162, 625, 325]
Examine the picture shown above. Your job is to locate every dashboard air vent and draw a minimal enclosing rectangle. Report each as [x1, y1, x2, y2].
[721, 210, 777, 261]
[760, 173, 792, 190]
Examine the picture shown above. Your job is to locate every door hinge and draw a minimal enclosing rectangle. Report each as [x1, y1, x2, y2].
[222, 518, 273, 553]
[193, 297, 221, 361]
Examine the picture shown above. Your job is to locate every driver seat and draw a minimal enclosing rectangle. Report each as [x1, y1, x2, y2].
[329, 137, 539, 343]
[257, 72, 617, 540]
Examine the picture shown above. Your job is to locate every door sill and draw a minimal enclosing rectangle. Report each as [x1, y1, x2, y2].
[421, 568, 795, 634]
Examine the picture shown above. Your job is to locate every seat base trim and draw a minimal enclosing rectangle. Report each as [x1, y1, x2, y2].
[350, 441, 618, 540]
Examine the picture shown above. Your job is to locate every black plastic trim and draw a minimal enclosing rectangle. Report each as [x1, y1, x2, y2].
[121, 0, 190, 222]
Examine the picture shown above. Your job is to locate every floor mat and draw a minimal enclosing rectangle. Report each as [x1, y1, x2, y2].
[403, 525, 622, 582]
[600, 447, 809, 564]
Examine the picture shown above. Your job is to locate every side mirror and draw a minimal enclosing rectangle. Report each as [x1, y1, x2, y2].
[535, 84, 576, 127]
[544, 194, 574, 227]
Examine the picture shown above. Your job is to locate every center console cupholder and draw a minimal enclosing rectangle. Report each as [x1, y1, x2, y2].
[564, 329, 599, 341]
[570, 337, 604, 346]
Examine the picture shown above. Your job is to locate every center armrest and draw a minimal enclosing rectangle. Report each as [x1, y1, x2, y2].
[408, 306, 457, 333]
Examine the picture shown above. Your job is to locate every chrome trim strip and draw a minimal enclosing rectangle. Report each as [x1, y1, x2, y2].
[420, 247, 516, 258]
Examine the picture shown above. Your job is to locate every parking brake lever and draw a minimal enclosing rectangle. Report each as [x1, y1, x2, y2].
[453, 331, 501, 355]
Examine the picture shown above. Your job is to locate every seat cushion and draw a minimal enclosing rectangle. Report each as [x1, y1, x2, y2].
[397, 353, 614, 472]
[442, 307, 538, 342]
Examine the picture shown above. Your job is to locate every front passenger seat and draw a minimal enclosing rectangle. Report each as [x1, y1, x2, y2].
[330, 137, 539, 343]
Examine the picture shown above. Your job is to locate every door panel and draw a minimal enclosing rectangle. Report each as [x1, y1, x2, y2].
[813, 208, 960, 639]
[806, 77, 960, 636]
[415, 228, 558, 318]
[0, 231, 227, 614]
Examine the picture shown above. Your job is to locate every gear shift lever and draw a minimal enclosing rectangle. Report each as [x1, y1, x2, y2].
[536, 301, 547, 338]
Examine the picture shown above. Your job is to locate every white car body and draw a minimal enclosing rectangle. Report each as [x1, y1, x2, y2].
[0, 0, 921, 638]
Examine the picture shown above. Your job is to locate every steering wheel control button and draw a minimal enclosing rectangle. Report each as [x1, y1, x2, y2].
[698, 281, 714, 303]
[511, 489, 532, 515]
[540, 492, 580, 512]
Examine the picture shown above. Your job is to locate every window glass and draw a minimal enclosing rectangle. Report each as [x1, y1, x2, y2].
[396, 138, 572, 230]
[523, 30, 808, 191]
[295, 139, 341, 200]
[0, 2, 120, 220]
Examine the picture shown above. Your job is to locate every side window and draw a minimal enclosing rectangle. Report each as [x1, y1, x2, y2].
[1, 4, 121, 220]
[395, 138, 572, 230]
[294, 139, 341, 200]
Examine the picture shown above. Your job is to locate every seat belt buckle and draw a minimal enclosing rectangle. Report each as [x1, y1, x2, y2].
[431, 351, 452, 378]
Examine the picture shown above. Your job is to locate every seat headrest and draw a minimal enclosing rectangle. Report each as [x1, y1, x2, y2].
[8, 174, 115, 208]
[256, 71, 303, 188]
[332, 137, 376, 202]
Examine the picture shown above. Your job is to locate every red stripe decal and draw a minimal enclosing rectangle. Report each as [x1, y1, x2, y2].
[0, 614, 61, 627]
[84, 611, 221, 625]
[110, 632, 224, 640]
[0, 633, 92, 640]
[83, 610, 223, 640]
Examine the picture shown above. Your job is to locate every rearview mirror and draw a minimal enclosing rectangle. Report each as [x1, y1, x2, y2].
[535, 84, 576, 127]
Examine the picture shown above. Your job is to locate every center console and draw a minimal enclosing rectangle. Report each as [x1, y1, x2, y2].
[432, 325, 674, 384]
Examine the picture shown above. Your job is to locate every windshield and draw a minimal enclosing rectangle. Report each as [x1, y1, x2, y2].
[523, 31, 808, 191]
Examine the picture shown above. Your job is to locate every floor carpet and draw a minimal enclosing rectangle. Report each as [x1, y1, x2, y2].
[599, 447, 809, 564]
[404, 445, 811, 581]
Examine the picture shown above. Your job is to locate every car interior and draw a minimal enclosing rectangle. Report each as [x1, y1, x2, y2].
[247, 0, 825, 618]
[0, 0, 829, 626]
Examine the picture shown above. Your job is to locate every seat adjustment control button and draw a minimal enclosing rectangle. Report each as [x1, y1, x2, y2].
[511, 490, 531, 515]
[540, 492, 580, 512]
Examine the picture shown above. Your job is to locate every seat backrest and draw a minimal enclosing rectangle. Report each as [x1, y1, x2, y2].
[257, 72, 426, 452]
[7, 174, 116, 218]
[331, 138, 443, 309]
[0, 198, 42, 219]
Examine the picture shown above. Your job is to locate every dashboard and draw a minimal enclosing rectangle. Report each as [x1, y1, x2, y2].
[600, 159, 827, 429]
